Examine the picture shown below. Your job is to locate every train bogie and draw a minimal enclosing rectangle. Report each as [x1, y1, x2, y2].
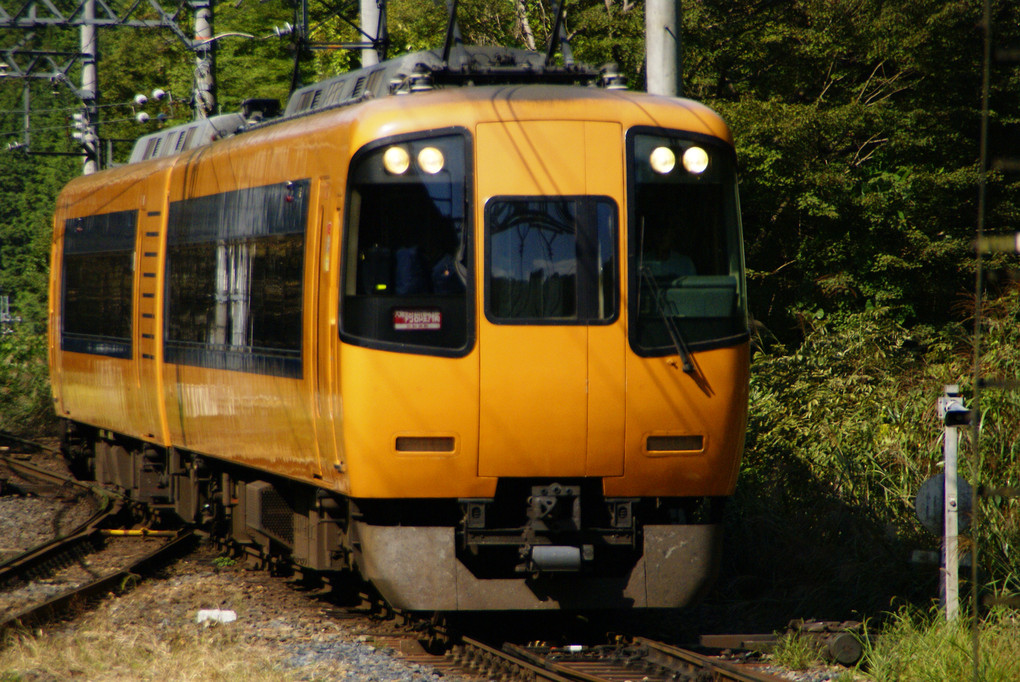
[49, 47, 748, 610]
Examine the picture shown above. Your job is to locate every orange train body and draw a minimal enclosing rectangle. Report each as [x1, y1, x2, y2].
[50, 48, 749, 610]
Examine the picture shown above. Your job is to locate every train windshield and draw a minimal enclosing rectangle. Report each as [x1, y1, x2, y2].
[627, 129, 747, 354]
[485, 196, 618, 324]
[341, 131, 472, 355]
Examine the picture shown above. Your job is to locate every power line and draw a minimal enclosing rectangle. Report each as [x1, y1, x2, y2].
[0, 115, 155, 138]
[0, 97, 169, 116]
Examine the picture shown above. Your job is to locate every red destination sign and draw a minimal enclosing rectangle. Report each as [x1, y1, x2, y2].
[393, 309, 442, 331]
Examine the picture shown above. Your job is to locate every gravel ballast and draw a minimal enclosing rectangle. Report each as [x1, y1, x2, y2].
[0, 540, 457, 681]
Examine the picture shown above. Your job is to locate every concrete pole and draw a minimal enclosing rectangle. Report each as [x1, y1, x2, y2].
[193, 0, 215, 118]
[80, 0, 98, 174]
[22, 82, 30, 149]
[645, 0, 682, 97]
[360, 0, 380, 66]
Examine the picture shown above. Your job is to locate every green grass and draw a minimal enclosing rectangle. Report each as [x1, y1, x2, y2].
[861, 607, 1020, 681]
[769, 632, 822, 669]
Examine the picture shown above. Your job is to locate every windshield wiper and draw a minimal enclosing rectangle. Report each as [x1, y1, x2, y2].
[639, 266, 694, 373]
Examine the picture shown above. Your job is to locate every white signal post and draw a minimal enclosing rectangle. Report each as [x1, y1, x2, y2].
[937, 384, 970, 620]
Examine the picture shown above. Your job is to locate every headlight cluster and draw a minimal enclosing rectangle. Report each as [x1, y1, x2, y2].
[649, 145, 709, 176]
[382, 145, 446, 175]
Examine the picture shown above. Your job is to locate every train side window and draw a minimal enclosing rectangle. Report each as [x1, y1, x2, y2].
[165, 180, 309, 378]
[60, 210, 137, 358]
[485, 196, 618, 325]
[341, 131, 473, 356]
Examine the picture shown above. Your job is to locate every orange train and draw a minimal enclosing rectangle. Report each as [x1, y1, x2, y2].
[49, 46, 749, 610]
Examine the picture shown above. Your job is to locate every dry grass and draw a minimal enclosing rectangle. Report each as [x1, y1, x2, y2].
[0, 552, 351, 681]
[0, 619, 340, 681]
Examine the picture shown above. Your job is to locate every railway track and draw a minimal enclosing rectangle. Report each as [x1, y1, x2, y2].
[0, 435, 843, 680]
[0, 455, 117, 572]
[394, 635, 792, 682]
[0, 450, 196, 634]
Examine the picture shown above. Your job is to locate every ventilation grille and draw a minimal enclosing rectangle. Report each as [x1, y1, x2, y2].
[350, 76, 367, 100]
[297, 89, 324, 113]
[646, 435, 704, 453]
[245, 480, 294, 546]
[396, 436, 455, 453]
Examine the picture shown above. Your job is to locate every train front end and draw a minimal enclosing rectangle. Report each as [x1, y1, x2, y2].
[336, 86, 749, 609]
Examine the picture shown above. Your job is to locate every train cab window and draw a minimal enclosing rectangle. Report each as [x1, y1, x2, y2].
[341, 131, 472, 355]
[628, 129, 747, 354]
[485, 197, 618, 324]
[61, 210, 137, 358]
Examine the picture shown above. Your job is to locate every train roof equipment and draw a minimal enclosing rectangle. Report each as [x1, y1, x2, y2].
[127, 46, 627, 167]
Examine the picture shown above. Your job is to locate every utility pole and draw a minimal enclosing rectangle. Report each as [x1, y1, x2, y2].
[360, 0, 379, 66]
[21, 80, 29, 148]
[193, 0, 215, 118]
[80, 0, 98, 173]
[1, 0, 212, 169]
[645, 0, 681, 96]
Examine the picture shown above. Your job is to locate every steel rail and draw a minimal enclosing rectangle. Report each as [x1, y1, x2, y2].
[0, 452, 126, 505]
[0, 456, 127, 589]
[0, 431, 59, 455]
[497, 638, 790, 682]
[0, 529, 197, 633]
[502, 643, 614, 682]
[0, 504, 122, 589]
[457, 637, 576, 682]
[634, 636, 791, 682]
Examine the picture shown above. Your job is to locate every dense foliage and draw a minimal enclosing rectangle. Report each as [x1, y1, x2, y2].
[2, 0, 1020, 621]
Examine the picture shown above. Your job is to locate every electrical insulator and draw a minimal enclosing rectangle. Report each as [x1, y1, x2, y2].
[71, 111, 87, 140]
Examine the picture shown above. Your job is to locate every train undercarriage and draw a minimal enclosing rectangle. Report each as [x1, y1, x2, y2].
[62, 420, 723, 611]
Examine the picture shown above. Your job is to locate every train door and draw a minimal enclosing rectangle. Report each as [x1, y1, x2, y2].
[476, 121, 626, 478]
[312, 177, 344, 481]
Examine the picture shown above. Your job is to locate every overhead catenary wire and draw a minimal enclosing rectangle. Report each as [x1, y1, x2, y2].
[0, 98, 169, 117]
[0, 113, 169, 139]
[0, 90, 183, 143]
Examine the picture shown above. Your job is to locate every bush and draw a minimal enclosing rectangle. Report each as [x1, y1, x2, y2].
[717, 294, 1020, 626]
[0, 329, 56, 437]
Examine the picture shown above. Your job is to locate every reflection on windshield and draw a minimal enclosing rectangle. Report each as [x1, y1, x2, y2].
[486, 197, 617, 323]
[489, 200, 578, 319]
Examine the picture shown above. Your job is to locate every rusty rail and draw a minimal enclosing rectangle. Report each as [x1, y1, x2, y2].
[0, 455, 126, 589]
[1, 451, 196, 634]
[0, 529, 197, 633]
[492, 638, 790, 682]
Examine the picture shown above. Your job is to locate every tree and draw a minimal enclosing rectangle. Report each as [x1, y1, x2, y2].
[682, 0, 1020, 338]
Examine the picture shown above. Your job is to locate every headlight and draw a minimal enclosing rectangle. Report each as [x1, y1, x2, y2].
[649, 146, 676, 175]
[417, 146, 445, 174]
[383, 146, 411, 175]
[682, 146, 709, 174]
